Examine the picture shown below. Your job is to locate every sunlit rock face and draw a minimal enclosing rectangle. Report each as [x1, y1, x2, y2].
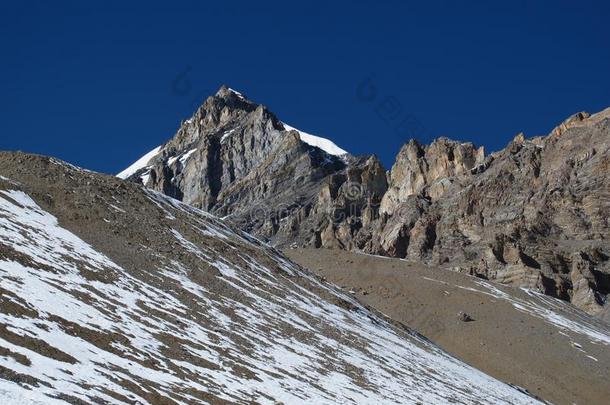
[365, 108, 610, 316]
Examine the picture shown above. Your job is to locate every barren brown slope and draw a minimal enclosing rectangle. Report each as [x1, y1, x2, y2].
[0, 152, 542, 404]
[285, 248, 610, 405]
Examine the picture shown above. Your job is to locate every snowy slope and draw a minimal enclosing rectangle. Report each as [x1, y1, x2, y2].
[281, 122, 348, 156]
[0, 158, 540, 405]
[116, 145, 162, 179]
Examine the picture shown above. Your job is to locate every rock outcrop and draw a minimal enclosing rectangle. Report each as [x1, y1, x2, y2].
[362, 108, 610, 316]
[120, 87, 610, 315]
[380, 138, 485, 214]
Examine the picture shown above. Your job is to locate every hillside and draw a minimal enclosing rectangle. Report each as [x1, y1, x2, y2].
[286, 248, 610, 405]
[0, 152, 540, 404]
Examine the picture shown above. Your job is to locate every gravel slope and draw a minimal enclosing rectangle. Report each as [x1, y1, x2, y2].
[285, 248, 610, 405]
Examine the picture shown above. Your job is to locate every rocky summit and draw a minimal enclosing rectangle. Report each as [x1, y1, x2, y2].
[120, 86, 610, 317]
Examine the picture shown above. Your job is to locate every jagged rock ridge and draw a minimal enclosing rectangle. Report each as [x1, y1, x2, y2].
[361, 109, 610, 317]
[120, 87, 610, 316]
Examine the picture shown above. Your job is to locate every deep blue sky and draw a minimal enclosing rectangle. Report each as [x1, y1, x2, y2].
[1, 1, 609, 173]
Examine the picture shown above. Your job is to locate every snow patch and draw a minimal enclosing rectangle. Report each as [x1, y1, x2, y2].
[167, 148, 197, 167]
[140, 170, 152, 185]
[179, 148, 197, 164]
[117, 146, 162, 179]
[220, 128, 238, 143]
[0, 176, 19, 186]
[228, 88, 245, 99]
[282, 122, 348, 156]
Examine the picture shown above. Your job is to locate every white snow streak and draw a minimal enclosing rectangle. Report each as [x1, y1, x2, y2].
[116, 145, 162, 179]
[282, 122, 348, 156]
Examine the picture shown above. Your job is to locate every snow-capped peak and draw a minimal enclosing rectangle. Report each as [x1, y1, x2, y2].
[116, 146, 162, 179]
[281, 122, 348, 156]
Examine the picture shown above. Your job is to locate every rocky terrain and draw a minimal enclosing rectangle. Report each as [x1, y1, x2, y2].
[286, 248, 610, 405]
[120, 87, 610, 316]
[364, 111, 610, 318]
[0, 152, 542, 404]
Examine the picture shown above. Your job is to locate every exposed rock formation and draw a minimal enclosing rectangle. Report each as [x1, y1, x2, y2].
[362, 107, 610, 316]
[119, 87, 610, 315]
[380, 138, 485, 214]
[120, 85, 387, 248]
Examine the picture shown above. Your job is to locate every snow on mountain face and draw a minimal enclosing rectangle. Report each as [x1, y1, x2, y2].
[0, 156, 539, 405]
[167, 148, 197, 167]
[116, 146, 162, 184]
[114, 85, 357, 234]
[116, 145, 162, 179]
[227, 87, 246, 100]
[116, 146, 161, 179]
[281, 122, 348, 156]
[116, 87, 348, 187]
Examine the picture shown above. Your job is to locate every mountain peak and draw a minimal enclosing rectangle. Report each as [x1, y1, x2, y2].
[215, 84, 248, 101]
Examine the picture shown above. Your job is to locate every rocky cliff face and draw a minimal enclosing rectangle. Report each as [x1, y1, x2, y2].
[362, 109, 610, 316]
[120, 87, 610, 316]
[120, 85, 388, 248]
[380, 138, 485, 212]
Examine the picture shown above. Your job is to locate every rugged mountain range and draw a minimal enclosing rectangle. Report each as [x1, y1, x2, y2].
[1, 89, 608, 404]
[120, 86, 610, 317]
[0, 152, 542, 404]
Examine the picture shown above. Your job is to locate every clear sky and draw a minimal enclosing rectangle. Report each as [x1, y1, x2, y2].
[1, 0, 609, 173]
